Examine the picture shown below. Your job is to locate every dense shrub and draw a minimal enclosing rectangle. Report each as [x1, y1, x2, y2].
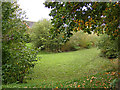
[61, 31, 98, 52]
[2, 44, 38, 84]
[97, 34, 118, 59]
[30, 19, 51, 48]
[30, 19, 63, 52]
[2, 2, 38, 84]
[23, 34, 31, 43]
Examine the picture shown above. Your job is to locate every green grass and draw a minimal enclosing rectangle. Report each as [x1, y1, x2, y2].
[31, 48, 110, 82]
[2, 48, 118, 88]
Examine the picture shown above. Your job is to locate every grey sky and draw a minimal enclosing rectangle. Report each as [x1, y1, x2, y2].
[17, 0, 52, 22]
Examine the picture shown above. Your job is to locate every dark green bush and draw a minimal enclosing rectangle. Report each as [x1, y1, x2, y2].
[2, 2, 38, 84]
[2, 44, 38, 84]
[97, 34, 118, 59]
[23, 34, 31, 43]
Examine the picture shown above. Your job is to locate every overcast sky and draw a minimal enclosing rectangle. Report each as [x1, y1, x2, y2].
[17, 0, 52, 22]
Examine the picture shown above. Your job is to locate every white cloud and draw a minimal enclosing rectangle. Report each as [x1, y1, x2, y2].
[17, 0, 52, 22]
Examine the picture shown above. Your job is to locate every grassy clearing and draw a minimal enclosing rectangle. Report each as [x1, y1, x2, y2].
[31, 48, 111, 82]
[2, 48, 118, 88]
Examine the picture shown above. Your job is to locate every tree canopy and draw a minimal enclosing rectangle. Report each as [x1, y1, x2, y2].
[44, 2, 120, 42]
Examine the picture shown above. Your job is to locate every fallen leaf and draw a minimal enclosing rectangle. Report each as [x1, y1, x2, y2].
[95, 84, 98, 86]
[91, 76, 96, 80]
[111, 72, 116, 75]
[82, 83, 85, 85]
[67, 88, 69, 90]
[78, 85, 80, 87]
[90, 80, 92, 83]
[107, 76, 109, 79]
[103, 83, 106, 86]
[105, 72, 109, 75]
[96, 81, 100, 84]
[62, 16, 64, 18]
[104, 87, 106, 88]
[74, 82, 78, 85]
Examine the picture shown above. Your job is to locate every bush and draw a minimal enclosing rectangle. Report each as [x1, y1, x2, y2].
[97, 34, 118, 59]
[30, 19, 52, 48]
[23, 33, 31, 43]
[30, 19, 63, 52]
[2, 2, 38, 84]
[61, 31, 98, 52]
[2, 44, 38, 84]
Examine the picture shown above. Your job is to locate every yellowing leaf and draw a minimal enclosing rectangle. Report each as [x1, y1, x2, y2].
[90, 18, 92, 20]
[78, 23, 80, 26]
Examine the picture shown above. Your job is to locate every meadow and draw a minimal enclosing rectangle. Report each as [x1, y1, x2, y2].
[2, 2, 119, 89]
[2, 45, 118, 88]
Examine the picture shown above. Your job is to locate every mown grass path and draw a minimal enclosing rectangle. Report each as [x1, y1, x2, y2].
[28, 48, 113, 84]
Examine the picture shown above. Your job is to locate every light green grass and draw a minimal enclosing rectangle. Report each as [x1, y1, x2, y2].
[2, 48, 118, 88]
[27, 48, 114, 84]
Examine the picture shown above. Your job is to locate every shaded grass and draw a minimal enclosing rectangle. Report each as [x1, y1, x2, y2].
[2, 48, 118, 88]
